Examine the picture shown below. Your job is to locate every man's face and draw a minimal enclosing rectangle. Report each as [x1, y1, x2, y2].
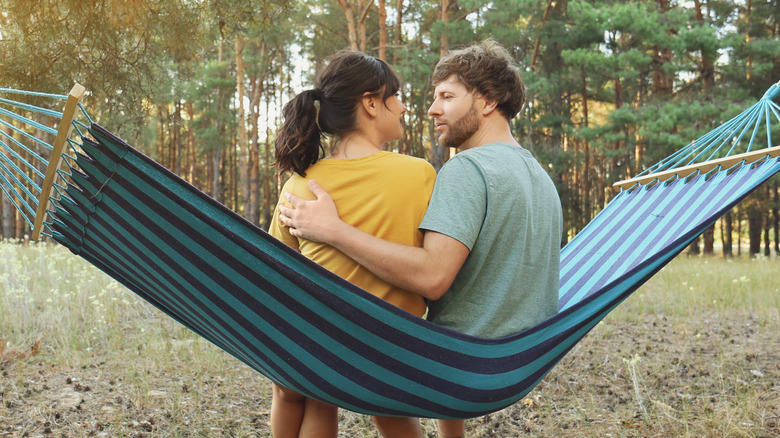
[428, 76, 481, 149]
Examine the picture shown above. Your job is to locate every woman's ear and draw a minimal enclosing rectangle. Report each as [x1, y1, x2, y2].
[361, 93, 378, 118]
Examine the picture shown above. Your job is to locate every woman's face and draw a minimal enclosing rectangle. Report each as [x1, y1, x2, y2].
[376, 92, 407, 143]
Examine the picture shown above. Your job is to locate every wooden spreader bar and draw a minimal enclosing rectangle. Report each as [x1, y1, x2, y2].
[32, 83, 86, 241]
[612, 145, 780, 191]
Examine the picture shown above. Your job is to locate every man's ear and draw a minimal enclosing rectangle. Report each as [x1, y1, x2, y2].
[480, 96, 499, 116]
[361, 93, 378, 117]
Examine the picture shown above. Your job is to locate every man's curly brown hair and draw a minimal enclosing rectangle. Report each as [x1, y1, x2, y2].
[432, 39, 526, 120]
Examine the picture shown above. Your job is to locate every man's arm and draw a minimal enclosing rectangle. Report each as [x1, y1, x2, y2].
[278, 180, 469, 300]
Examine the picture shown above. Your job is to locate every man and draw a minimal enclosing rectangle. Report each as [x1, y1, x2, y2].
[278, 39, 562, 438]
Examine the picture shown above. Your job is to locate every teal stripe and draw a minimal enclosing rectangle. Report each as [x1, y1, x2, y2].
[634, 161, 774, 275]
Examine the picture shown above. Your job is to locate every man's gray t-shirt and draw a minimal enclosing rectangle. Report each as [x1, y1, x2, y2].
[419, 142, 562, 338]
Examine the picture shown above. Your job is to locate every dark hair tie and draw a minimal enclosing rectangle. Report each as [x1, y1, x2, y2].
[311, 88, 323, 100]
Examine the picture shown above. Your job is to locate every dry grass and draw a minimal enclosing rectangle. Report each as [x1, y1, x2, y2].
[1, 241, 778, 437]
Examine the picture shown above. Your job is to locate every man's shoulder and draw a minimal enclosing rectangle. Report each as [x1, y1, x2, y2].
[443, 143, 529, 173]
[448, 142, 527, 162]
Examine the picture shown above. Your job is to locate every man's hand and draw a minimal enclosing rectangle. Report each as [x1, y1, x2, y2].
[278, 180, 342, 243]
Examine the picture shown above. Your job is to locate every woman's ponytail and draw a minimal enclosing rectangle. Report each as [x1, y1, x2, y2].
[274, 51, 401, 176]
[274, 89, 323, 177]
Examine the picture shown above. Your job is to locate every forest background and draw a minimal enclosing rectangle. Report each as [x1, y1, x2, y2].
[0, 0, 779, 255]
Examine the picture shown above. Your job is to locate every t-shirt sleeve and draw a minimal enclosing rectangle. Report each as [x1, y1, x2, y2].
[267, 181, 301, 251]
[421, 161, 437, 205]
[419, 156, 486, 250]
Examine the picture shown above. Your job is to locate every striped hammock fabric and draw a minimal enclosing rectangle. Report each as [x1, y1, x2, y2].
[1, 81, 779, 419]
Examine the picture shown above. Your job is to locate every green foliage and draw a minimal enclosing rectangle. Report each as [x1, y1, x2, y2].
[189, 59, 236, 153]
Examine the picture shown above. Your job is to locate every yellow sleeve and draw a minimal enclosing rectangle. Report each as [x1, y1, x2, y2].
[267, 180, 300, 251]
[423, 161, 437, 204]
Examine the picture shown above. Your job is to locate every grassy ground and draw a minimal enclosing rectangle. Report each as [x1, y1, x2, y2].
[0, 241, 778, 437]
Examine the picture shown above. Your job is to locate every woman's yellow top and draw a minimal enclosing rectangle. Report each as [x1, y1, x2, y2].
[269, 151, 436, 317]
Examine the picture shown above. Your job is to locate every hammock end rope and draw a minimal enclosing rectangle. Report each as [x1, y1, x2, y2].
[31, 82, 86, 241]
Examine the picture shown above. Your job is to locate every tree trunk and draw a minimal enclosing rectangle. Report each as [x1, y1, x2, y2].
[545, 0, 568, 155]
[262, 77, 274, 228]
[392, 0, 402, 65]
[431, 0, 453, 170]
[703, 224, 715, 255]
[1, 185, 13, 239]
[722, 212, 733, 258]
[209, 149, 218, 200]
[693, 0, 715, 91]
[357, 0, 373, 52]
[745, 0, 752, 81]
[737, 212, 742, 256]
[440, 0, 451, 57]
[236, 34, 249, 218]
[581, 67, 591, 226]
[378, 0, 387, 60]
[337, 0, 359, 51]
[158, 105, 167, 167]
[652, 0, 674, 98]
[747, 207, 762, 255]
[15, 207, 23, 240]
[530, 0, 555, 72]
[185, 102, 196, 184]
[763, 216, 771, 257]
[773, 183, 779, 255]
[248, 74, 263, 225]
[172, 100, 181, 175]
[763, 186, 771, 256]
[688, 235, 701, 255]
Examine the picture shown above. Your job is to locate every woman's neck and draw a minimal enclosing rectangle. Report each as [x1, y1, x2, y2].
[329, 133, 381, 159]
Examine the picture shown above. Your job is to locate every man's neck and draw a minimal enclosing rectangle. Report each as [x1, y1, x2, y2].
[460, 116, 519, 150]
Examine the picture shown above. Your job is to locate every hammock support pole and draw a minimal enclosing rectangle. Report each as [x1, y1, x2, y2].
[612, 144, 780, 191]
[31, 82, 86, 241]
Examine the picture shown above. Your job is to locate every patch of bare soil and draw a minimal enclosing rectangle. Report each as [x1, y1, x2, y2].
[1, 312, 777, 437]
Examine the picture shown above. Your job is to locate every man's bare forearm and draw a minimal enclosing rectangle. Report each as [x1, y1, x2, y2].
[319, 220, 453, 300]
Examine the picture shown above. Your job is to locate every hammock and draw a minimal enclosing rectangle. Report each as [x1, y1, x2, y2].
[1, 82, 779, 419]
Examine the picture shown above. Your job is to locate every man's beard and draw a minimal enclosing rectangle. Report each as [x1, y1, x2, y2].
[440, 103, 479, 148]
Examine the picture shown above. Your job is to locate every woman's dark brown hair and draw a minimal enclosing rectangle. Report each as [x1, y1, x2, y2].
[274, 51, 401, 176]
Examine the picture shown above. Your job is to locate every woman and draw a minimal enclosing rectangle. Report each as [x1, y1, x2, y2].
[268, 51, 435, 438]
